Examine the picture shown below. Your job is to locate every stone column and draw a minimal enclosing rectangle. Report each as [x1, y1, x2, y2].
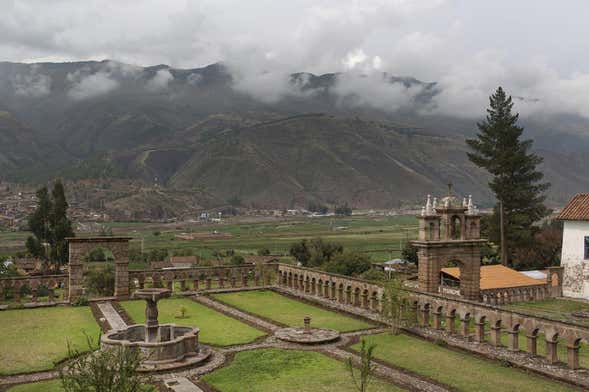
[242, 274, 248, 287]
[219, 278, 225, 288]
[526, 334, 537, 355]
[180, 280, 187, 291]
[446, 313, 456, 334]
[230, 277, 236, 288]
[68, 244, 85, 301]
[460, 317, 470, 338]
[206, 278, 212, 289]
[507, 331, 519, 351]
[567, 343, 580, 370]
[490, 325, 502, 346]
[432, 310, 442, 330]
[546, 339, 558, 364]
[193, 279, 199, 290]
[113, 244, 130, 300]
[420, 307, 430, 327]
[474, 321, 485, 342]
[304, 316, 312, 334]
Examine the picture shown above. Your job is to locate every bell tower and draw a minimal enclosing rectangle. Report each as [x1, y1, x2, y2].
[412, 185, 487, 300]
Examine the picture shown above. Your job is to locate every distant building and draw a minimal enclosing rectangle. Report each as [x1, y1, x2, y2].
[557, 193, 589, 299]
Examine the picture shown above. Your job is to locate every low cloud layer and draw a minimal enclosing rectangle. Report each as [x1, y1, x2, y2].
[2, 1, 589, 119]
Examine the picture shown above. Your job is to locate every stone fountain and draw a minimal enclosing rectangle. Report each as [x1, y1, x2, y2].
[275, 316, 340, 344]
[101, 288, 210, 371]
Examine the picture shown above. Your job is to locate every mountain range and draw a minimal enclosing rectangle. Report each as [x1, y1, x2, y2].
[1, 60, 588, 211]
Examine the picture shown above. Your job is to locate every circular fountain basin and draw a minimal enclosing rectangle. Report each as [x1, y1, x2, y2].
[101, 324, 210, 371]
[275, 327, 340, 344]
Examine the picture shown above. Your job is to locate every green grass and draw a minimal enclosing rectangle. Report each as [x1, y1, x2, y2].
[6, 380, 156, 392]
[211, 290, 374, 332]
[202, 348, 404, 392]
[120, 297, 265, 346]
[354, 333, 576, 392]
[503, 298, 589, 326]
[0, 306, 100, 375]
[6, 380, 63, 392]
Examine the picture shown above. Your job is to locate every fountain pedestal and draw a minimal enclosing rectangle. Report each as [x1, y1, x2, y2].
[100, 288, 210, 372]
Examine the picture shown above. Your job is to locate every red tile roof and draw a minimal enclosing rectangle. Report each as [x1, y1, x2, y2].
[441, 264, 545, 290]
[557, 193, 589, 221]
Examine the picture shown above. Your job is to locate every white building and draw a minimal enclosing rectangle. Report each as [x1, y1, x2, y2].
[558, 193, 589, 299]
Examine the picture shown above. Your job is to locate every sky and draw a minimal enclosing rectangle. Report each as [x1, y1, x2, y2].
[2, 0, 589, 118]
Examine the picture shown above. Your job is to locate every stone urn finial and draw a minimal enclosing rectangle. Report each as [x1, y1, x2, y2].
[304, 316, 312, 334]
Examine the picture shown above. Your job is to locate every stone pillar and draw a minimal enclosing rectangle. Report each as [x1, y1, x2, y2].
[138, 276, 145, 289]
[507, 331, 519, 351]
[474, 321, 485, 342]
[206, 278, 212, 290]
[526, 335, 537, 355]
[446, 313, 456, 334]
[47, 288, 55, 302]
[490, 325, 502, 346]
[230, 277, 236, 288]
[567, 343, 580, 370]
[180, 280, 187, 291]
[304, 316, 312, 334]
[193, 279, 199, 290]
[242, 274, 248, 287]
[13, 284, 21, 303]
[31, 287, 38, 302]
[546, 339, 558, 364]
[362, 292, 369, 309]
[113, 244, 130, 300]
[420, 307, 430, 327]
[460, 317, 470, 338]
[153, 275, 162, 288]
[432, 310, 442, 330]
[68, 245, 84, 301]
[219, 278, 225, 288]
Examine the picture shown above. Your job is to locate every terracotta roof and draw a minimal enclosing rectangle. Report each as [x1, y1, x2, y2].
[557, 193, 589, 221]
[441, 264, 545, 290]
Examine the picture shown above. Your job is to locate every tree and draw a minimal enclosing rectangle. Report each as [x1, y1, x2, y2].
[401, 243, 418, 265]
[382, 276, 415, 335]
[230, 254, 245, 265]
[466, 87, 549, 265]
[85, 264, 115, 296]
[60, 336, 144, 392]
[346, 339, 376, 392]
[50, 180, 74, 265]
[26, 181, 74, 271]
[335, 203, 353, 216]
[289, 239, 311, 266]
[324, 251, 371, 276]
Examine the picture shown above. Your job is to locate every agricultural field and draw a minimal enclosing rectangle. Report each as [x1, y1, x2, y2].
[120, 297, 266, 346]
[354, 333, 577, 392]
[212, 290, 375, 332]
[0, 306, 100, 375]
[502, 298, 589, 327]
[202, 348, 404, 392]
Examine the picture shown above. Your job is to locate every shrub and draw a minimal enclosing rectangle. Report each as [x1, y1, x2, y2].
[71, 295, 89, 307]
[257, 248, 271, 256]
[177, 305, 188, 319]
[60, 336, 143, 392]
[324, 251, 371, 276]
[230, 255, 245, 265]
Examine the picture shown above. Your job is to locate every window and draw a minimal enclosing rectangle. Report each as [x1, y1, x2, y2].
[585, 236, 589, 260]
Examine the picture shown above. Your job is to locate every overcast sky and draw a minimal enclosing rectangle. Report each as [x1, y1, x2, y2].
[2, 0, 589, 118]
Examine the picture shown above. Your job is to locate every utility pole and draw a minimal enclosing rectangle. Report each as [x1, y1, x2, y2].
[499, 201, 507, 266]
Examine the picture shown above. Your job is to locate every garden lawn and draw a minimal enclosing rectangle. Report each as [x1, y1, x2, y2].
[120, 297, 265, 346]
[202, 348, 404, 392]
[6, 380, 156, 392]
[212, 290, 374, 332]
[0, 306, 100, 375]
[354, 333, 576, 392]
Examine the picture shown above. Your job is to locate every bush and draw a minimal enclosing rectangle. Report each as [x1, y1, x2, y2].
[71, 295, 89, 307]
[257, 248, 271, 256]
[334, 203, 352, 216]
[60, 336, 143, 392]
[401, 243, 418, 265]
[230, 255, 245, 265]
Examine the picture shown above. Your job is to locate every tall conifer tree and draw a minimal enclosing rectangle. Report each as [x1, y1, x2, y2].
[467, 87, 549, 265]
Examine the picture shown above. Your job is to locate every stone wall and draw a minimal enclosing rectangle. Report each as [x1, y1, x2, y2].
[0, 274, 68, 304]
[561, 220, 589, 299]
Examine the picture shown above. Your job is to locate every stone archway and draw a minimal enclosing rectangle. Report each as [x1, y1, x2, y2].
[67, 236, 132, 301]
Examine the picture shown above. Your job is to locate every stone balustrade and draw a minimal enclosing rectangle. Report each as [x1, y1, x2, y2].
[0, 274, 68, 304]
[277, 264, 588, 370]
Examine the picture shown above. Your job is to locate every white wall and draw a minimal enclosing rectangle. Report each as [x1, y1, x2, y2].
[561, 220, 589, 299]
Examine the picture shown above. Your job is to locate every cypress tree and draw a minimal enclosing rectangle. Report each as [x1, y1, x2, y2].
[50, 180, 74, 266]
[26, 186, 52, 261]
[466, 87, 550, 265]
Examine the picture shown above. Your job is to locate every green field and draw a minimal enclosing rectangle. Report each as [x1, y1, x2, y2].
[6, 380, 156, 392]
[354, 333, 576, 392]
[0, 306, 100, 375]
[120, 297, 265, 346]
[503, 298, 589, 326]
[202, 348, 404, 392]
[211, 290, 375, 332]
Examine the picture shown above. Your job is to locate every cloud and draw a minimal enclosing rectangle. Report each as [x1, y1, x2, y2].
[67, 68, 119, 100]
[12, 65, 51, 97]
[2, 0, 589, 120]
[146, 69, 174, 91]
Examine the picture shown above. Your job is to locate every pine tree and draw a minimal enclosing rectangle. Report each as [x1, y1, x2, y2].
[26, 180, 74, 270]
[467, 87, 550, 265]
[50, 180, 74, 265]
